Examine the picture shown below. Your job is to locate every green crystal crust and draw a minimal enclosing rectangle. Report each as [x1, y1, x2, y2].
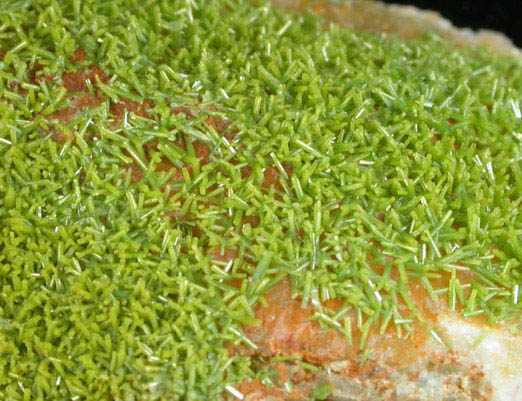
[0, 0, 520, 399]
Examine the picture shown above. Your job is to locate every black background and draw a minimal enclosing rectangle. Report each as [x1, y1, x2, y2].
[381, 0, 521, 47]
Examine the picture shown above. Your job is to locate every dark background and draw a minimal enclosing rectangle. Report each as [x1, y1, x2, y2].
[381, 0, 521, 47]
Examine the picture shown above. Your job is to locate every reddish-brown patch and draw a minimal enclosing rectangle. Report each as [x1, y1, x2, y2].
[8, 81, 27, 95]
[237, 376, 310, 401]
[170, 106, 195, 119]
[194, 141, 211, 164]
[374, 212, 385, 222]
[171, 103, 236, 146]
[28, 61, 55, 84]
[262, 164, 293, 191]
[241, 165, 253, 179]
[155, 158, 187, 182]
[207, 246, 238, 262]
[110, 98, 154, 120]
[48, 94, 102, 124]
[171, 104, 234, 139]
[244, 280, 352, 364]
[243, 214, 260, 228]
[126, 146, 190, 188]
[225, 129, 237, 142]
[227, 278, 244, 289]
[143, 140, 159, 151]
[63, 65, 109, 92]
[275, 363, 288, 383]
[262, 166, 282, 190]
[282, 162, 294, 176]
[71, 48, 87, 63]
[237, 379, 289, 401]
[154, 157, 174, 173]
[50, 131, 71, 145]
[206, 115, 230, 133]
[35, 74, 56, 84]
[126, 162, 144, 184]
[164, 209, 182, 221]
[207, 105, 236, 140]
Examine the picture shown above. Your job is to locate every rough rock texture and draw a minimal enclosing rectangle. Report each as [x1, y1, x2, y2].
[238, 355, 494, 401]
[230, 281, 522, 401]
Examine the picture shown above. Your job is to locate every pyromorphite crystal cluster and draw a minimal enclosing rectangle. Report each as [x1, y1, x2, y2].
[0, 0, 521, 399]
